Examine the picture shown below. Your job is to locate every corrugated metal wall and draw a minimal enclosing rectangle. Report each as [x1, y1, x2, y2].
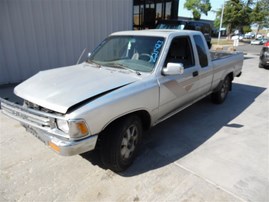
[0, 0, 133, 84]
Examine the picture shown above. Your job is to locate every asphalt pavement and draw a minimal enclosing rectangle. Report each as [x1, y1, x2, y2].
[0, 44, 268, 201]
[235, 42, 262, 55]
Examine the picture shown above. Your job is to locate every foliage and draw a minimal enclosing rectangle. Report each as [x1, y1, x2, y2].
[242, 25, 252, 33]
[218, 0, 251, 34]
[250, 0, 269, 30]
[184, 0, 212, 20]
[214, 0, 269, 35]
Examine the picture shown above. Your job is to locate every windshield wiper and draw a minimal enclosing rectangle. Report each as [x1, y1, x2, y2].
[86, 60, 101, 68]
[108, 63, 141, 76]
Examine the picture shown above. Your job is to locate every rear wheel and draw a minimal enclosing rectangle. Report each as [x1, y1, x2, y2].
[99, 115, 142, 172]
[211, 76, 231, 104]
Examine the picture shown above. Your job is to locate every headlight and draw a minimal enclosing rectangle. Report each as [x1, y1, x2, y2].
[56, 119, 69, 133]
[56, 118, 89, 139]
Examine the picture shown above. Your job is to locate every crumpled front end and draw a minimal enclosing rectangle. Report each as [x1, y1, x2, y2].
[14, 63, 139, 114]
[0, 98, 97, 155]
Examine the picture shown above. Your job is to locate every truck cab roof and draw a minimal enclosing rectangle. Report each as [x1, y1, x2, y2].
[110, 29, 203, 38]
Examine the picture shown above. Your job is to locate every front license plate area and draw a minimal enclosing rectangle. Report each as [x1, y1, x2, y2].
[26, 126, 47, 145]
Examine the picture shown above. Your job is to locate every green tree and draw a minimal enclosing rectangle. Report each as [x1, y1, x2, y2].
[214, 0, 268, 35]
[214, 0, 253, 35]
[184, 0, 212, 20]
[242, 25, 252, 33]
[250, 0, 269, 34]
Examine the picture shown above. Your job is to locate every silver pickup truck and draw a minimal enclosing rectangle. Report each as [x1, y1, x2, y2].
[0, 30, 243, 172]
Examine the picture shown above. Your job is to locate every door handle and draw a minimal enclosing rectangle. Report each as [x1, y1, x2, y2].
[193, 71, 199, 77]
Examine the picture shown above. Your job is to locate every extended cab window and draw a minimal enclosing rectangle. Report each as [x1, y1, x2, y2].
[193, 35, 208, 67]
[165, 36, 194, 68]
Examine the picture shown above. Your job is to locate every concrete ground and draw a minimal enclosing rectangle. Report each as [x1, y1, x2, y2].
[0, 49, 268, 201]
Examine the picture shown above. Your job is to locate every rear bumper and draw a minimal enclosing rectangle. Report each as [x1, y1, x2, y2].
[0, 98, 97, 156]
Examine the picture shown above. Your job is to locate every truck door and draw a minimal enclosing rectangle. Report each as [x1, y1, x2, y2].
[157, 36, 201, 119]
[193, 34, 214, 95]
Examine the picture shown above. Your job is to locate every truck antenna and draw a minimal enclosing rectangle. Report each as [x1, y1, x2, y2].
[76, 48, 87, 64]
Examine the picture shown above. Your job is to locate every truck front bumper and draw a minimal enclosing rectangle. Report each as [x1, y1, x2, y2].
[25, 125, 98, 156]
[0, 98, 98, 156]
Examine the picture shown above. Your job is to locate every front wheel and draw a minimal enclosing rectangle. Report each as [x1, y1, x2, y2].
[211, 76, 231, 104]
[99, 115, 143, 172]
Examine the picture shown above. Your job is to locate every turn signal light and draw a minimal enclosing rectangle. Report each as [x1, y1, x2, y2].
[76, 122, 88, 136]
[49, 141, 60, 153]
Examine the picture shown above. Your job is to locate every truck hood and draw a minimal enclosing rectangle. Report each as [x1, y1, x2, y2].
[15, 63, 139, 113]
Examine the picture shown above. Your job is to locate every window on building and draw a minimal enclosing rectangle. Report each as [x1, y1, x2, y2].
[165, 2, 171, 19]
[133, 0, 178, 30]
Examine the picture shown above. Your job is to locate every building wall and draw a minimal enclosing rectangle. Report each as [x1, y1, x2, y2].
[0, 0, 133, 84]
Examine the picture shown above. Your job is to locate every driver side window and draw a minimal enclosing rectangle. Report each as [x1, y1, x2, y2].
[165, 36, 194, 68]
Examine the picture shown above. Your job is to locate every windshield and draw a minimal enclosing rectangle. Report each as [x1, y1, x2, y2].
[88, 36, 165, 73]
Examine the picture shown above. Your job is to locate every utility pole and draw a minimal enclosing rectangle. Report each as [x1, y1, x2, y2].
[218, 1, 225, 45]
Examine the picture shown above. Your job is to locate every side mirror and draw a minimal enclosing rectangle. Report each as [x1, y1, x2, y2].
[162, 63, 184, 75]
[86, 53, 92, 63]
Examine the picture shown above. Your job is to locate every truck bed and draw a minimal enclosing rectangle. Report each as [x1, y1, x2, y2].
[210, 50, 243, 61]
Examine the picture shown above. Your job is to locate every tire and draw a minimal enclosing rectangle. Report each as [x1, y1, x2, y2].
[259, 62, 264, 68]
[99, 115, 142, 172]
[211, 76, 231, 104]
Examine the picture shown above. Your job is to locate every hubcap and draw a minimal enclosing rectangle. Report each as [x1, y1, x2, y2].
[120, 124, 138, 160]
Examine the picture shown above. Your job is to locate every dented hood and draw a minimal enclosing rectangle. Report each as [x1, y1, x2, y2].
[15, 63, 139, 113]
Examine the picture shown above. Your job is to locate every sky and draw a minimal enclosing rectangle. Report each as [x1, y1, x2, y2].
[178, 0, 224, 21]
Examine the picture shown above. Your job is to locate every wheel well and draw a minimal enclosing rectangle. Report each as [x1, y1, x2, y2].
[103, 110, 151, 132]
[213, 72, 234, 93]
[135, 110, 151, 130]
[227, 72, 234, 91]
[227, 72, 234, 81]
